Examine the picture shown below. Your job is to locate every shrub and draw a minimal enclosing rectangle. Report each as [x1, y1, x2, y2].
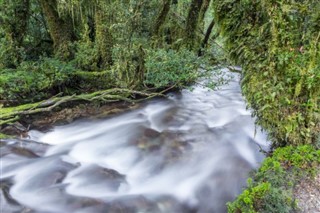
[227, 145, 320, 213]
[73, 41, 100, 71]
[144, 48, 201, 88]
[0, 58, 75, 105]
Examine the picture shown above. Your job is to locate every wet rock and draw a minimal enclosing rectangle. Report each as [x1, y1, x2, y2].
[144, 128, 161, 138]
[151, 195, 196, 213]
[1, 122, 29, 138]
[0, 139, 50, 158]
[195, 153, 253, 213]
[1, 145, 39, 158]
[79, 195, 195, 213]
[0, 179, 34, 213]
[68, 165, 127, 192]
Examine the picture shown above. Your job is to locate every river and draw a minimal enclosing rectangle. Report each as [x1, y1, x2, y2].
[0, 69, 269, 213]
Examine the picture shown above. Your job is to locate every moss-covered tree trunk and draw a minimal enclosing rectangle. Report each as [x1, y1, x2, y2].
[10, 0, 30, 47]
[39, 0, 75, 60]
[95, 7, 113, 69]
[185, 0, 204, 50]
[1, 0, 30, 67]
[153, 0, 171, 37]
[198, 18, 215, 56]
[199, 0, 211, 25]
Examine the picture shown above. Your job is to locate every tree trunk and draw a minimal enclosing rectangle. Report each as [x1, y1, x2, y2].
[95, 7, 113, 69]
[153, 0, 171, 36]
[10, 0, 30, 47]
[1, 0, 30, 67]
[185, 0, 204, 50]
[199, 0, 211, 25]
[198, 18, 215, 56]
[39, 0, 75, 60]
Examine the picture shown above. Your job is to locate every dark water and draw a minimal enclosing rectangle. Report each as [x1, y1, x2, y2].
[0, 70, 269, 213]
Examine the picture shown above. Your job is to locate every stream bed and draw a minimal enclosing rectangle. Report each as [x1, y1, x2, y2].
[1, 70, 269, 213]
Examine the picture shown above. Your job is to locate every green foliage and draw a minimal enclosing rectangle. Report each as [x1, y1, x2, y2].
[144, 48, 200, 88]
[228, 180, 271, 213]
[109, 44, 145, 88]
[73, 40, 99, 71]
[0, 58, 75, 104]
[0, 0, 224, 108]
[213, 0, 320, 147]
[227, 145, 320, 213]
[0, 35, 22, 68]
[0, 133, 11, 139]
[0, 58, 118, 105]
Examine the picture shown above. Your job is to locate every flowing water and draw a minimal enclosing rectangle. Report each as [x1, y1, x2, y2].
[1, 70, 269, 213]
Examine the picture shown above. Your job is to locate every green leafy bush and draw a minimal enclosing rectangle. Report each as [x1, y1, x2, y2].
[109, 44, 145, 89]
[144, 48, 201, 88]
[73, 41, 100, 71]
[227, 145, 320, 213]
[0, 35, 24, 69]
[0, 58, 75, 105]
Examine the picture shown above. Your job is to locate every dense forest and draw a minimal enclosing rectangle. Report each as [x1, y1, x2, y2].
[0, 0, 228, 127]
[0, 0, 319, 212]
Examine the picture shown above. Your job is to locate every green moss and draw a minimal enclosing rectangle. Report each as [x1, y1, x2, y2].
[73, 70, 115, 90]
[227, 145, 320, 213]
[212, 0, 320, 147]
[0, 133, 11, 139]
[0, 58, 117, 106]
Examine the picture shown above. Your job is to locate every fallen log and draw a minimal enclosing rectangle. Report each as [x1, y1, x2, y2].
[0, 88, 166, 126]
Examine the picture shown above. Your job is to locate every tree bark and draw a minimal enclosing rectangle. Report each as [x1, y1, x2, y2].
[185, 0, 204, 50]
[198, 18, 215, 56]
[10, 0, 30, 47]
[1, 0, 30, 67]
[39, 0, 75, 60]
[95, 7, 113, 69]
[153, 0, 171, 36]
[199, 0, 211, 25]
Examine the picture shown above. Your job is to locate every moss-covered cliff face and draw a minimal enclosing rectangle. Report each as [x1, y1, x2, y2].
[212, 1, 320, 212]
[212, 0, 320, 147]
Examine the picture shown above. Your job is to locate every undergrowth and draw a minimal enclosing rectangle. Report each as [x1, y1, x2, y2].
[227, 145, 320, 213]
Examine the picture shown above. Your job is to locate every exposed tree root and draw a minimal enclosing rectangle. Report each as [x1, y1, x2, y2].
[0, 88, 166, 127]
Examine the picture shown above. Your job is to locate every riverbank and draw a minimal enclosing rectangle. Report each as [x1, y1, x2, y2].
[0, 100, 141, 138]
[227, 145, 320, 212]
[211, 1, 320, 212]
